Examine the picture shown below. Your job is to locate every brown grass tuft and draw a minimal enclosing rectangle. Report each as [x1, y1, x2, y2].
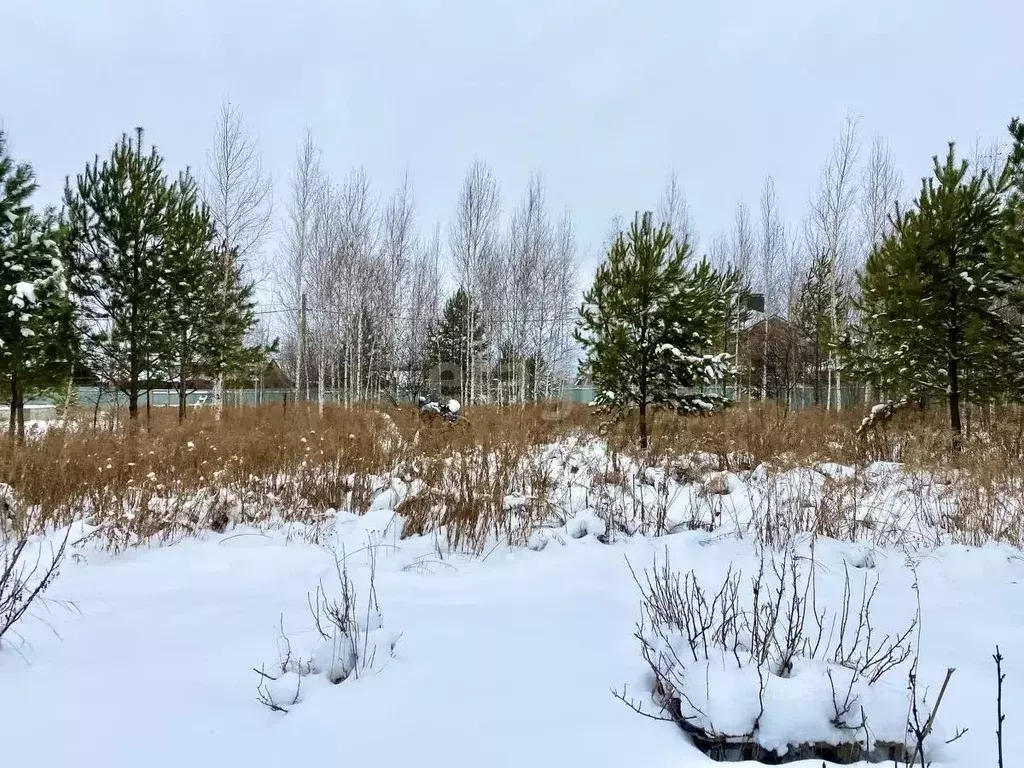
[4, 401, 1024, 552]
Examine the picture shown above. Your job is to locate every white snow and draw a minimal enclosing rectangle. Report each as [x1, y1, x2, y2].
[10, 280, 37, 308]
[0, 449, 1022, 767]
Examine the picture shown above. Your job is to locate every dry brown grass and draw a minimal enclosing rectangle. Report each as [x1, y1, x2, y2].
[3, 401, 1024, 553]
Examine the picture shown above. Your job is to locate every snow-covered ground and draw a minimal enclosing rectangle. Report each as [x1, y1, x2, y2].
[3, 432, 1023, 767]
[2, 497, 1021, 767]
[1, 403, 57, 436]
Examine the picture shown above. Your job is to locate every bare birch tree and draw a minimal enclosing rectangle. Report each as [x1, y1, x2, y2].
[379, 172, 416, 399]
[406, 224, 442, 391]
[307, 179, 344, 415]
[204, 100, 274, 275]
[970, 136, 1008, 185]
[855, 134, 903, 404]
[506, 173, 555, 402]
[657, 170, 697, 249]
[277, 128, 325, 402]
[203, 100, 274, 415]
[732, 202, 756, 404]
[548, 209, 579, 395]
[758, 176, 785, 399]
[809, 116, 861, 410]
[335, 167, 378, 404]
[449, 160, 501, 404]
[860, 134, 903, 259]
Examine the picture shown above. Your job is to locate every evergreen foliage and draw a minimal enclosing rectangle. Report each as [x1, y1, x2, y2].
[0, 130, 78, 441]
[576, 212, 736, 450]
[63, 131, 177, 420]
[164, 171, 262, 421]
[423, 288, 486, 400]
[63, 130, 263, 422]
[851, 142, 1021, 440]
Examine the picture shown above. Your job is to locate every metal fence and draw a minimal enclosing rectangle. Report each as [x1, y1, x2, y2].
[24, 382, 864, 414]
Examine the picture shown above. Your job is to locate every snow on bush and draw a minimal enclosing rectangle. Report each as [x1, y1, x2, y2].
[391, 436, 1024, 555]
[0, 483, 18, 535]
[622, 546, 932, 763]
[255, 545, 401, 713]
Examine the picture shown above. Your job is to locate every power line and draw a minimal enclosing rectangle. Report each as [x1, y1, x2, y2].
[255, 303, 582, 326]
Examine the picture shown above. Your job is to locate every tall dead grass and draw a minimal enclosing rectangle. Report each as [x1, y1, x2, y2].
[3, 401, 1024, 552]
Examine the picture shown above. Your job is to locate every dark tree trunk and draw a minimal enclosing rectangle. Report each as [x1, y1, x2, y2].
[128, 383, 140, 422]
[178, 331, 188, 423]
[639, 400, 649, 452]
[16, 388, 24, 443]
[948, 254, 962, 450]
[948, 355, 962, 448]
[93, 383, 103, 431]
[9, 372, 26, 443]
[8, 372, 16, 437]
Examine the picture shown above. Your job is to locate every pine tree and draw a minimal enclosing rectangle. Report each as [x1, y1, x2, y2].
[63, 130, 176, 422]
[853, 143, 1017, 443]
[979, 118, 1024, 409]
[423, 288, 486, 400]
[576, 212, 735, 450]
[0, 131, 77, 441]
[163, 172, 262, 421]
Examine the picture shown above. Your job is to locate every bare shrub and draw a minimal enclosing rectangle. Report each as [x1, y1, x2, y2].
[619, 547, 918, 763]
[1, 524, 71, 649]
[255, 539, 400, 713]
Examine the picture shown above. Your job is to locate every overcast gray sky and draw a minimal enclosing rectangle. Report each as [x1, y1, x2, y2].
[3, 0, 1022, 284]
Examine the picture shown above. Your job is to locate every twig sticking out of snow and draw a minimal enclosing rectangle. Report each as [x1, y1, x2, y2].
[904, 664, 960, 767]
[994, 646, 1006, 768]
[1, 525, 72, 649]
[255, 538, 401, 713]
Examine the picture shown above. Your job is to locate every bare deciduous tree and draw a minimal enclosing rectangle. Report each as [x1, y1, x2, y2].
[204, 100, 274, 274]
[277, 128, 325, 401]
[809, 116, 861, 411]
[203, 100, 274, 416]
[758, 176, 785, 399]
[860, 134, 903, 257]
[449, 160, 501, 404]
[379, 172, 417, 399]
[657, 170, 697, 249]
[732, 202, 756, 404]
[335, 167, 379, 404]
[406, 224, 442, 390]
[506, 174, 554, 402]
[856, 135, 902, 405]
[548, 209, 579, 394]
[969, 136, 1008, 185]
[707, 232, 733, 398]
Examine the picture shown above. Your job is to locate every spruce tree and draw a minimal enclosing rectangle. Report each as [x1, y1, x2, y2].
[853, 143, 1017, 442]
[63, 130, 176, 422]
[423, 288, 486, 400]
[576, 212, 735, 450]
[0, 131, 77, 441]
